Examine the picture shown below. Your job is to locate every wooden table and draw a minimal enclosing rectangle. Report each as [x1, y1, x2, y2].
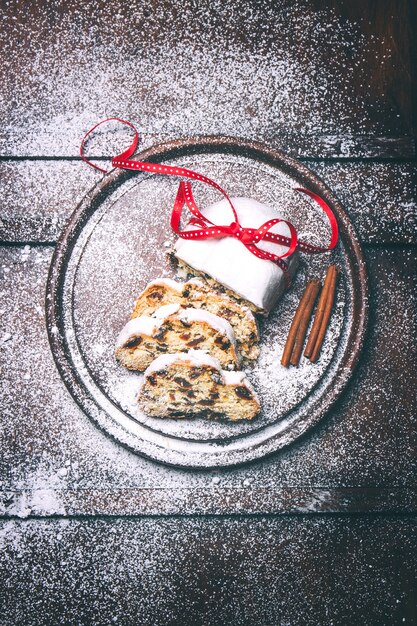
[1, 1, 416, 624]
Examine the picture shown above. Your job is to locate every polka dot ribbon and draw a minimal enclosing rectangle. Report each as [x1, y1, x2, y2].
[80, 118, 339, 276]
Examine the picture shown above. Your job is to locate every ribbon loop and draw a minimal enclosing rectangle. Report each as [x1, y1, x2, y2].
[80, 117, 139, 174]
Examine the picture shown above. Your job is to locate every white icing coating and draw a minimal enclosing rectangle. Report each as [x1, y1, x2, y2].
[152, 303, 181, 319]
[144, 349, 222, 376]
[174, 196, 299, 312]
[116, 316, 163, 348]
[178, 307, 236, 345]
[222, 371, 258, 399]
[222, 370, 246, 385]
[147, 277, 183, 293]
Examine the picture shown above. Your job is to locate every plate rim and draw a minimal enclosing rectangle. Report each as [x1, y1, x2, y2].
[46, 134, 369, 468]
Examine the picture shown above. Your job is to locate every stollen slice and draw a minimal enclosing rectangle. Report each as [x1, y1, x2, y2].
[138, 350, 260, 421]
[131, 277, 260, 361]
[115, 303, 241, 371]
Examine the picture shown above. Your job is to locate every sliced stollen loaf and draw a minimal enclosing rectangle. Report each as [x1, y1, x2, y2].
[131, 277, 260, 361]
[173, 196, 299, 315]
[115, 304, 240, 371]
[138, 350, 260, 421]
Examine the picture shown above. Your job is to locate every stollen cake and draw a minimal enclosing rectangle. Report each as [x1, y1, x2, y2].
[138, 350, 260, 421]
[115, 303, 240, 371]
[131, 277, 260, 361]
[174, 196, 299, 314]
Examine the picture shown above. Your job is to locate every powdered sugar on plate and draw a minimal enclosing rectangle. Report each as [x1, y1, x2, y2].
[46, 146, 364, 466]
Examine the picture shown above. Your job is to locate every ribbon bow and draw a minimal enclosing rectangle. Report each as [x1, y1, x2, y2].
[171, 180, 299, 273]
[80, 118, 339, 277]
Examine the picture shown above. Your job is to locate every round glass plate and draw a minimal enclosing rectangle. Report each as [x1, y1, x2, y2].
[46, 136, 368, 468]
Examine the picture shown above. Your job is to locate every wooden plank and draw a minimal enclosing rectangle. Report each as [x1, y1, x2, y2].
[1, 487, 416, 518]
[0, 161, 97, 243]
[308, 160, 417, 244]
[3, 134, 415, 160]
[1, 1, 415, 158]
[288, 135, 415, 159]
[0, 246, 415, 516]
[1, 517, 416, 624]
[0, 160, 415, 244]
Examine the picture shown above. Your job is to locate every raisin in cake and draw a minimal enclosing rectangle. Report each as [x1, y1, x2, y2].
[138, 350, 260, 421]
[115, 303, 240, 371]
[174, 196, 299, 314]
[131, 277, 259, 361]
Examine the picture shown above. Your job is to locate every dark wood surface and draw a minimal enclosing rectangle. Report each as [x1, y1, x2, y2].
[0, 0, 416, 624]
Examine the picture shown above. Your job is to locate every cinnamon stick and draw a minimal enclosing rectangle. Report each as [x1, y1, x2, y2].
[289, 280, 321, 366]
[281, 280, 319, 367]
[309, 266, 338, 363]
[304, 264, 337, 359]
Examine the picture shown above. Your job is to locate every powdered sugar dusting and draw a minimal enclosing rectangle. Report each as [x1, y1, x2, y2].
[0, 1, 401, 157]
[1, 516, 415, 625]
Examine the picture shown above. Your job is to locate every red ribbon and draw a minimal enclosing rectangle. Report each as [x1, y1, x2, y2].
[80, 118, 339, 276]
